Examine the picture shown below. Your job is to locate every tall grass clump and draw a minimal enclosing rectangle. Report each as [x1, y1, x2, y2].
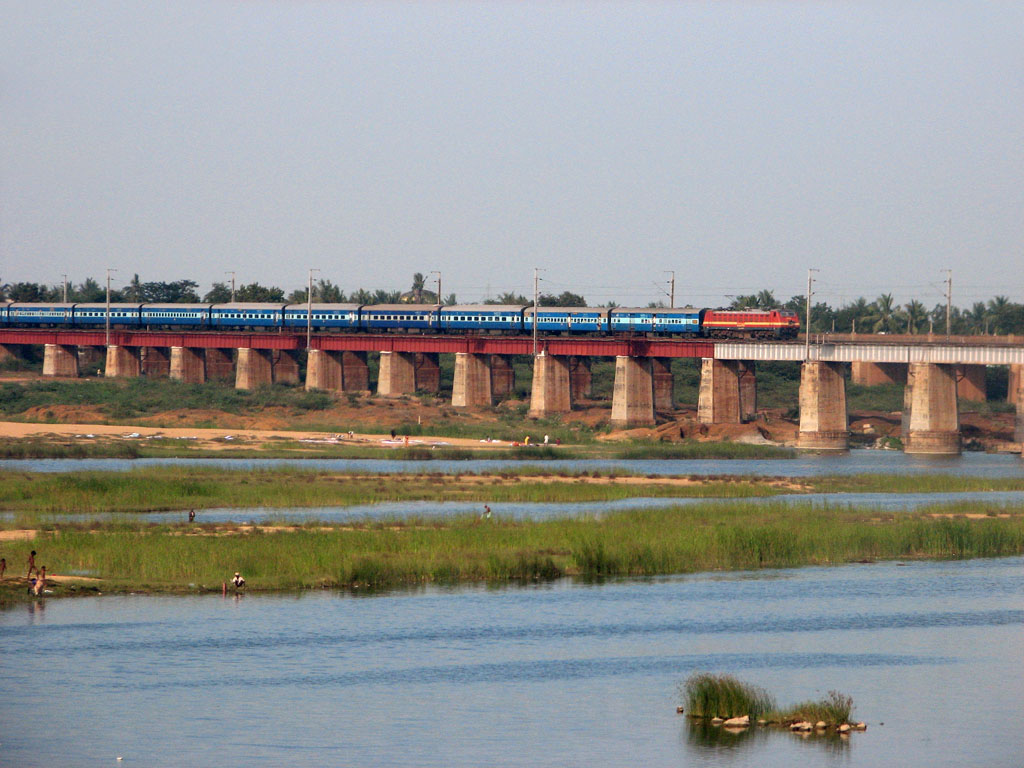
[680, 674, 776, 719]
[779, 691, 853, 725]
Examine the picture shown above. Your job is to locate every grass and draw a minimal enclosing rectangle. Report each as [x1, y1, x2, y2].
[680, 674, 854, 725]
[0, 467, 785, 513]
[5, 501, 1024, 596]
[680, 674, 776, 719]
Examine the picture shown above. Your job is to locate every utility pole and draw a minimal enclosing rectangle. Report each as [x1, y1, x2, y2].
[430, 271, 441, 305]
[105, 268, 117, 347]
[307, 268, 319, 350]
[533, 267, 542, 358]
[61, 274, 67, 302]
[942, 269, 952, 338]
[804, 268, 818, 360]
[226, 271, 236, 302]
[663, 270, 675, 308]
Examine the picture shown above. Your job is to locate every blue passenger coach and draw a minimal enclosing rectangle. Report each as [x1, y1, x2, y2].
[209, 304, 285, 328]
[283, 303, 361, 331]
[8, 303, 77, 326]
[72, 304, 143, 327]
[439, 305, 526, 333]
[361, 304, 440, 332]
[610, 307, 702, 335]
[523, 307, 610, 333]
[140, 304, 212, 327]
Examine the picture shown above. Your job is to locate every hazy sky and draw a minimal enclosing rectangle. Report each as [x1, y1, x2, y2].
[2, 1, 1022, 308]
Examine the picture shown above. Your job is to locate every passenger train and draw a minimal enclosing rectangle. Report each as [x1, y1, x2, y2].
[0, 302, 800, 340]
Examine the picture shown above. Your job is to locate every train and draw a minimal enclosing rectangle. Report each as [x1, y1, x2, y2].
[0, 302, 800, 340]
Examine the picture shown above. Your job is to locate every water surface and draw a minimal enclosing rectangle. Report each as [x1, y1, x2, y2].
[2, 557, 1022, 766]
[2, 450, 1022, 477]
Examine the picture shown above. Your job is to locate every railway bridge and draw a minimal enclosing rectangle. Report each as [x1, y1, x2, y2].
[3, 329, 1024, 456]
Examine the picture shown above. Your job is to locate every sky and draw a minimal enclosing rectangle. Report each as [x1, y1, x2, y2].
[2, 1, 1022, 309]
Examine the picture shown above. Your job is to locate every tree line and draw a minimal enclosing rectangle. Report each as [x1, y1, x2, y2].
[2, 274, 1022, 335]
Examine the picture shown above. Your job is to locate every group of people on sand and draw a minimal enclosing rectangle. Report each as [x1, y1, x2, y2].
[2, 550, 49, 595]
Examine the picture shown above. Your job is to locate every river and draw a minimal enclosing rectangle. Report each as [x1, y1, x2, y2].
[1, 449, 1022, 477]
[1, 556, 1023, 767]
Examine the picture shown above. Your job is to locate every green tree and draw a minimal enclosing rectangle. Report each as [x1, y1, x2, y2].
[539, 291, 587, 307]
[235, 283, 285, 302]
[865, 293, 903, 333]
[203, 282, 232, 302]
[904, 299, 928, 334]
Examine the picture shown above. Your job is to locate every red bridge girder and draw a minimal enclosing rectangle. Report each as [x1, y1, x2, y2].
[0, 328, 715, 358]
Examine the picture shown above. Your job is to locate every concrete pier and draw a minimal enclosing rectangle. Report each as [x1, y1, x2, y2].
[651, 358, 674, 412]
[415, 353, 441, 393]
[170, 347, 205, 384]
[141, 347, 170, 377]
[490, 355, 515, 400]
[851, 361, 907, 386]
[204, 348, 235, 381]
[306, 349, 342, 391]
[528, 353, 571, 417]
[610, 355, 655, 427]
[105, 346, 141, 378]
[235, 348, 273, 390]
[797, 361, 849, 450]
[904, 362, 961, 454]
[738, 361, 757, 422]
[451, 353, 492, 407]
[43, 344, 79, 377]
[1009, 365, 1021, 404]
[341, 351, 369, 391]
[0, 344, 19, 365]
[697, 359, 741, 424]
[956, 364, 986, 402]
[377, 351, 417, 396]
[1014, 368, 1024, 444]
[569, 356, 593, 401]
[272, 350, 300, 385]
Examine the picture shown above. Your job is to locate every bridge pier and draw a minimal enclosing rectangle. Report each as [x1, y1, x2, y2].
[272, 350, 300, 385]
[956, 364, 986, 402]
[851, 361, 906, 386]
[1014, 369, 1024, 444]
[651, 358, 674, 412]
[569, 356, 593, 401]
[797, 361, 849, 450]
[1009, 365, 1021, 404]
[490, 355, 516, 401]
[235, 348, 273, 390]
[141, 346, 170, 378]
[77, 346, 105, 375]
[0, 344, 21, 365]
[611, 355, 655, 427]
[377, 351, 417, 396]
[904, 363, 960, 454]
[105, 346, 141, 378]
[528, 352, 571, 417]
[204, 348, 235, 381]
[452, 353, 492, 407]
[738, 361, 757, 422]
[43, 344, 79, 377]
[170, 347, 206, 384]
[415, 353, 441, 393]
[697, 359, 741, 424]
[306, 349, 342, 391]
[341, 351, 369, 391]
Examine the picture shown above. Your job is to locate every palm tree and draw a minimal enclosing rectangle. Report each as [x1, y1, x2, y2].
[755, 289, 778, 309]
[987, 295, 1012, 334]
[865, 293, 903, 333]
[904, 300, 928, 334]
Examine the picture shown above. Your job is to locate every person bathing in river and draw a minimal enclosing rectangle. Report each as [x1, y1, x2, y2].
[188, 509, 196, 523]
[232, 572, 246, 589]
[32, 566, 46, 596]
